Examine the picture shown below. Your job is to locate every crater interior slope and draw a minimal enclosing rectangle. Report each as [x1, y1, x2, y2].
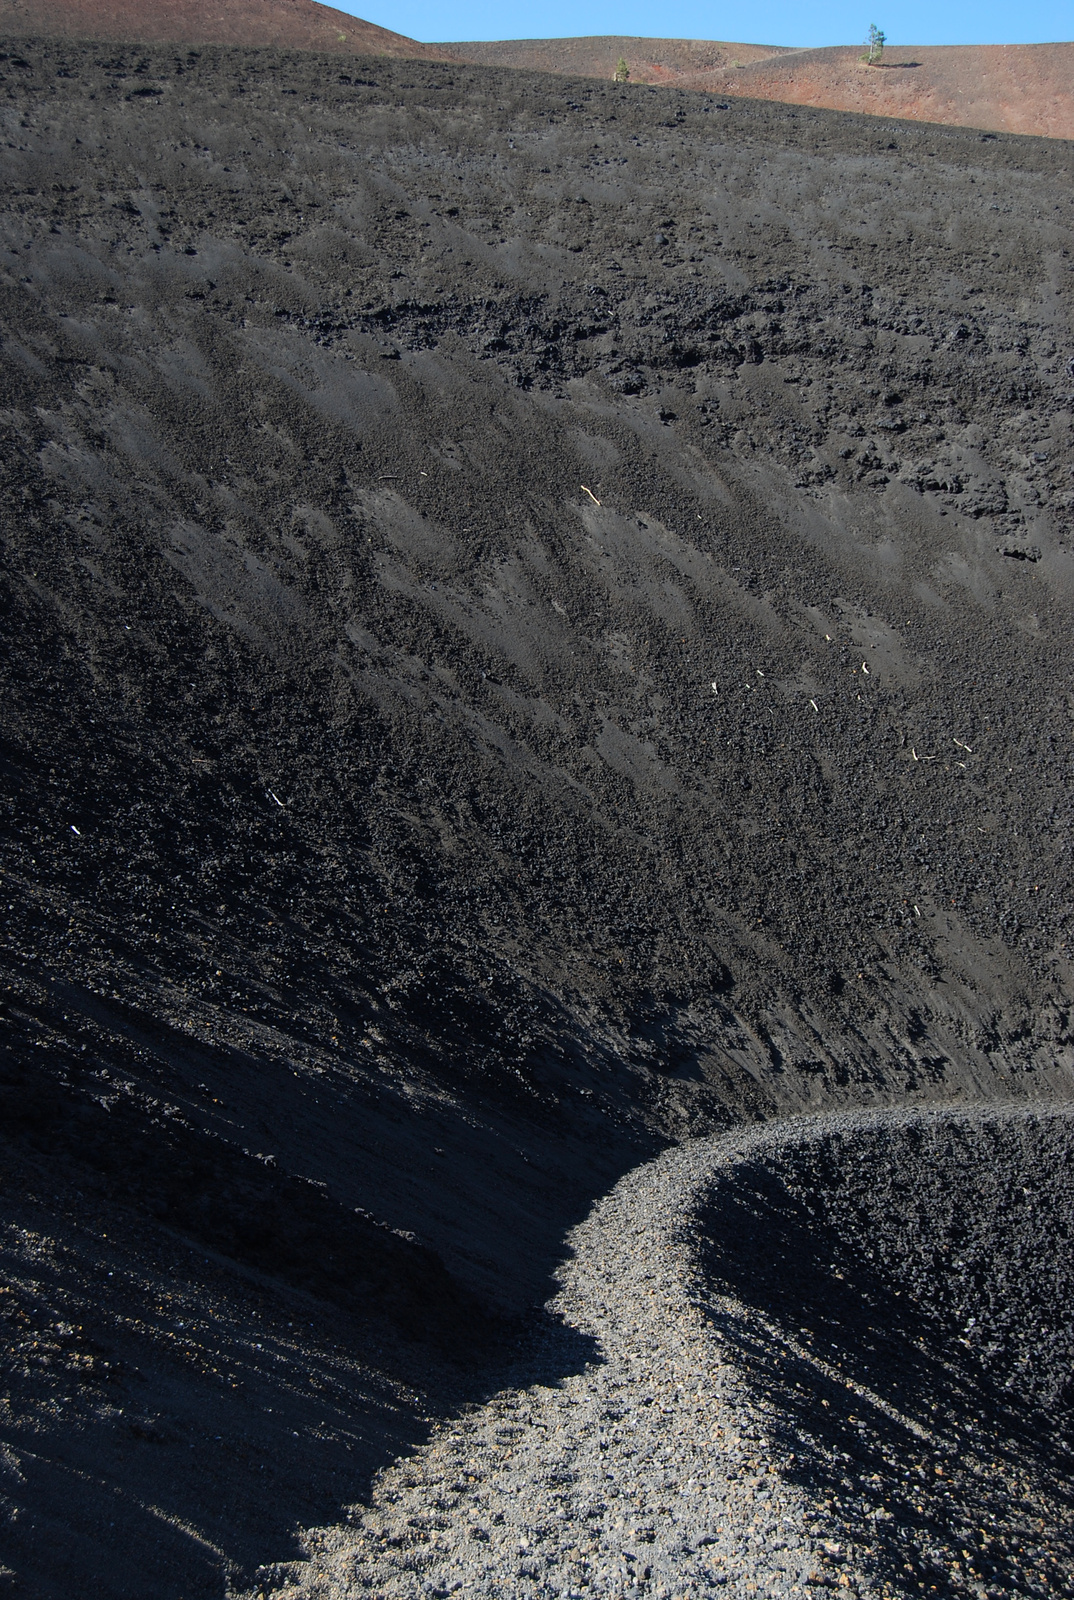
[257, 1105, 1074, 1600]
[0, 39, 1072, 1599]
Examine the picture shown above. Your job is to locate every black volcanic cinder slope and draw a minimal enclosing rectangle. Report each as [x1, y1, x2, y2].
[0, 38, 1072, 1598]
[281, 1108, 1074, 1600]
[694, 1111, 1074, 1599]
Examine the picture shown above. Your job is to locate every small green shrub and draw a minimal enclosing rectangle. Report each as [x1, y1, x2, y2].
[613, 57, 630, 82]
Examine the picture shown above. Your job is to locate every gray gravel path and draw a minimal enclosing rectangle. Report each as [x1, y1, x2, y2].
[252, 1104, 1074, 1600]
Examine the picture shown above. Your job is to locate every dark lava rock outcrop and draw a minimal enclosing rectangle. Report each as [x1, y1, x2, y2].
[0, 36, 1072, 1599]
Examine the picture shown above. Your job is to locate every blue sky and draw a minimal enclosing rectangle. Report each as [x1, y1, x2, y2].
[347, 0, 1072, 46]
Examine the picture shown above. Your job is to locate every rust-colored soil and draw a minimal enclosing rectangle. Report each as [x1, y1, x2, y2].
[0, 0, 446, 58]
[704, 43, 1074, 141]
[3, 5, 1069, 141]
[437, 34, 790, 79]
[443, 36, 1074, 141]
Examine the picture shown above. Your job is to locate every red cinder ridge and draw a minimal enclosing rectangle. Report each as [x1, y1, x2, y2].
[0, 0, 447, 58]
[440, 35, 1074, 141]
[0, 3, 1070, 139]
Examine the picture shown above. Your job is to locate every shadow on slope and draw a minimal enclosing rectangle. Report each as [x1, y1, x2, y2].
[1, 38, 1073, 1598]
[0, 1132, 601, 1600]
[0, 940, 626, 1595]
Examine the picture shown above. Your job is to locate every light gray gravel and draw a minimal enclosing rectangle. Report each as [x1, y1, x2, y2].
[248, 1104, 1074, 1600]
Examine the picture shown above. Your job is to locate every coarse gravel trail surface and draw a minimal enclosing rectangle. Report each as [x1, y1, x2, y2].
[1, 38, 1073, 1600]
[260, 1104, 1074, 1600]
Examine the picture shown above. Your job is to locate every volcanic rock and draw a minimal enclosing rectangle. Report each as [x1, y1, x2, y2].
[0, 0, 446, 59]
[440, 37, 1074, 140]
[0, 35, 1072, 1600]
